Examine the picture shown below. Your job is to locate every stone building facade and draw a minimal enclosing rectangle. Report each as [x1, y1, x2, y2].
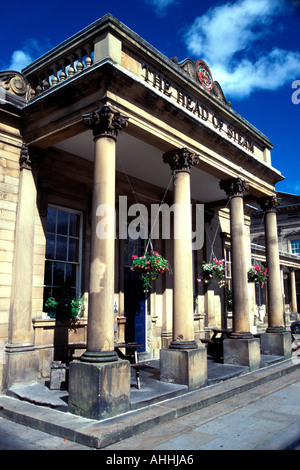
[0, 14, 294, 418]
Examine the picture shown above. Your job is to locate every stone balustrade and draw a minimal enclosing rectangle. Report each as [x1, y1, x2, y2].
[24, 42, 94, 97]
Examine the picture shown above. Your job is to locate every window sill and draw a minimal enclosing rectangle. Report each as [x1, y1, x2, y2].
[32, 316, 88, 327]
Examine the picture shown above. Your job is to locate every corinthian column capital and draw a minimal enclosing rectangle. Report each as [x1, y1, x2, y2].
[83, 103, 129, 140]
[219, 177, 249, 197]
[258, 195, 279, 213]
[163, 147, 200, 173]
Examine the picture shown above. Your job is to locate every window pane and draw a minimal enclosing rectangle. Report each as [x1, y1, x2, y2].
[65, 263, 77, 288]
[44, 260, 53, 286]
[44, 287, 53, 303]
[69, 213, 79, 237]
[46, 234, 55, 259]
[68, 238, 79, 262]
[291, 239, 300, 255]
[44, 207, 82, 310]
[56, 236, 68, 261]
[53, 262, 65, 286]
[57, 210, 69, 235]
[46, 208, 56, 233]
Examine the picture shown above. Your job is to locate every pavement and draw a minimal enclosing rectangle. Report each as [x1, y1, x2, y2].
[0, 353, 300, 450]
[105, 366, 300, 451]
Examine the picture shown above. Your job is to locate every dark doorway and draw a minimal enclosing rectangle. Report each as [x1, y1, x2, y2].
[124, 267, 146, 352]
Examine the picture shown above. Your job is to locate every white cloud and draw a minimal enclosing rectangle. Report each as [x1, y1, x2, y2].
[146, 0, 178, 14]
[6, 38, 51, 73]
[9, 50, 32, 72]
[184, 0, 300, 99]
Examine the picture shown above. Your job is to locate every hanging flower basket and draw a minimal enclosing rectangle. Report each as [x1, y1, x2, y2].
[131, 251, 172, 292]
[248, 266, 268, 287]
[197, 258, 226, 288]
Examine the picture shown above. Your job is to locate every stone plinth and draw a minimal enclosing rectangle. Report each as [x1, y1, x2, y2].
[68, 359, 130, 420]
[160, 347, 207, 390]
[223, 337, 260, 371]
[260, 331, 292, 359]
[5, 343, 39, 390]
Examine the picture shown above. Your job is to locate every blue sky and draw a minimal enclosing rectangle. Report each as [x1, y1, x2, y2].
[1, 0, 300, 195]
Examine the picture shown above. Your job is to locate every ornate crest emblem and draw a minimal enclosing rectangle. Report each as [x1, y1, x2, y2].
[196, 60, 213, 91]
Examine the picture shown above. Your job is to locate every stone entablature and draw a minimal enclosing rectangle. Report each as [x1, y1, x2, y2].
[20, 14, 277, 171]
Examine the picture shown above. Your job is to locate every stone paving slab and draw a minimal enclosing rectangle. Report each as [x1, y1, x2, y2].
[253, 418, 300, 450]
[105, 368, 300, 450]
[0, 416, 92, 450]
[0, 358, 299, 449]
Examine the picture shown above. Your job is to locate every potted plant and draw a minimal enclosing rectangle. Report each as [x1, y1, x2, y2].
[69, 295, 86, 318]
[248, 265, 268, 287]
[44, 295, 58, 318]
[198, 258, 226, 288]
[131, 251, 172, 292]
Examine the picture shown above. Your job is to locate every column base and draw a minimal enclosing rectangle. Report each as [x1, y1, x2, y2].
[160, 347, 207, 390]
[260, 331, 292, 359]
[4, 343, 39, 391]
[80, 349, 118, 363]
[68, 358, 131, 420]
[223, 337, 260, 371]
[169, 340, 198, 349]
[230, 331, 253, 339]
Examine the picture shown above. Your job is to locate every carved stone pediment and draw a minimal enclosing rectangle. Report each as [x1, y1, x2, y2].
[0, 71, 30, 100]
[173, 57, 231, 107]
[178, 58, 197, 80]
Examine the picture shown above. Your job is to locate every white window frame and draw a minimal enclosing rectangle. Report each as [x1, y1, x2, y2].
[44, 204, 83, 296]
[290, 238, 300, 256]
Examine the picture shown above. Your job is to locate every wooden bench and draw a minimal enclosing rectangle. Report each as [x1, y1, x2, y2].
[202, 328, 232, 360]
[114, 342, 146, 389]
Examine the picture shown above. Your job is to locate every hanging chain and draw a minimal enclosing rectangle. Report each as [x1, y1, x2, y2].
[118, 152, 173, 254]
[208, 197, 231, 262]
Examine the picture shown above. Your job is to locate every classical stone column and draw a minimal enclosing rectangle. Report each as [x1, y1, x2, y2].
[220, 178, 251, 337]
[163, 148, 199, 348]
[259, 196, 291, 357]
[5, 145, 39, 390]
[289, 268, 298, 314]
[220, 178, 260, 370]
[160, 148, 207, 389]
[68, 103, 131, 419]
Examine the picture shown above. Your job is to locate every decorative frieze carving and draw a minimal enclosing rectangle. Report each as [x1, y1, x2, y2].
[258, 195, 279, 213]
[82, 103, 129, 140]
[219, 177, 249, 197]
[163, 147, 200, 173]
